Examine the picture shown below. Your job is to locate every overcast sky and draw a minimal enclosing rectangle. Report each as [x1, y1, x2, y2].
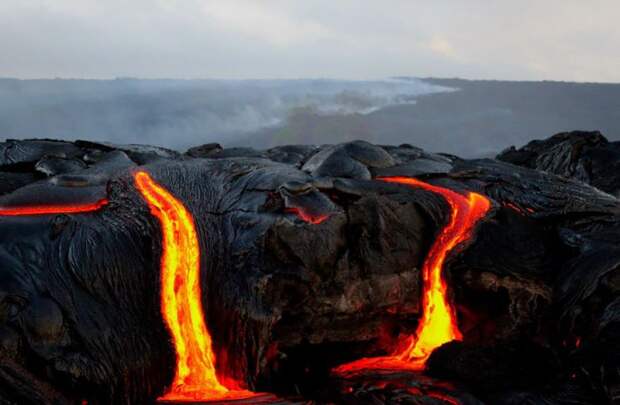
[1, 0, 619, 82]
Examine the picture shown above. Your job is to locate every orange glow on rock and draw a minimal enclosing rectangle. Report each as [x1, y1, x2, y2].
[285, 207, 330, 224]
[134, 171, 254, 402]
[335, 176, 491, 374]
[0, 199, 108, 216]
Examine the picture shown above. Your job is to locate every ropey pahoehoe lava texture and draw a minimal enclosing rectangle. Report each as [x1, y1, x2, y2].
[0, 135, 618, 404]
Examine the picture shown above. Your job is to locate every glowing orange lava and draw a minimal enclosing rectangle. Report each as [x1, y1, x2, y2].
[285, 207, 330, 224]
[134, 171, 254, 402]
[0, 199, 108, 216]
[335, 176, 491, 374]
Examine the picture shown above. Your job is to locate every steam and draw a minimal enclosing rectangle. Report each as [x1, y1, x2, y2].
[0, 78, 451, 150]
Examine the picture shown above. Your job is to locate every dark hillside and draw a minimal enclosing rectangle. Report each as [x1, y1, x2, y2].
[238, 78, 620, 157]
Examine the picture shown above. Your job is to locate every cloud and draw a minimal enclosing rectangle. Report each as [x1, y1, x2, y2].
[428, 37, 457, 59]
[0, 0, 618, 82]
[202, 1, 330, 46]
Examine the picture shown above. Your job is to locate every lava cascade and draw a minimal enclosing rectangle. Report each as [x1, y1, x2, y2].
[134, 171, 253, 402]
[335, 176, 491, 373]
[0, 199, 108, 216]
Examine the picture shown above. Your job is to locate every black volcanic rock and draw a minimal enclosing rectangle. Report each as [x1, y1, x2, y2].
[497, 130, 620, 196]
[426, 340, 561, 393]
[301, 140, 395, 179]
[185, 142, 223, 158]
[34, 156, 87, 176]
[0, 135, 618, 404]
[330, 369, 484, 405]
[0, 139, 84, 166]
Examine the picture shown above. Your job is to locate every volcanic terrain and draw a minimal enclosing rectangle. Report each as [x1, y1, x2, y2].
[0, 131, 618, 404]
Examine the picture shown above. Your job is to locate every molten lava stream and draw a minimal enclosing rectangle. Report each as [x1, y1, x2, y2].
[134, 171, 255, 402]
[334, 176, 491, 374]
[0, 199, 108, 216]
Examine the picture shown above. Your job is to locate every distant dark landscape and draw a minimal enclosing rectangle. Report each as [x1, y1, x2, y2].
[239, 78, 620, 157]
[1, 77, 619, 157]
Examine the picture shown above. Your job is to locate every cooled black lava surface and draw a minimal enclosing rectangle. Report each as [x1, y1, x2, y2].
[0, 135, 618, 404]
[497, 130, 620, 196]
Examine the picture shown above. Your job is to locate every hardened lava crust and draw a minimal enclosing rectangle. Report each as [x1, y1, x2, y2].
[0, 132, 618, 404]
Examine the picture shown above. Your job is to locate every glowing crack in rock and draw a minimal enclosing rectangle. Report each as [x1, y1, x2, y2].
[285, 206, 330, 224]
[0, 199, 109, 216]
[334, 176, 491, 374]
[134, 170, 254, 402]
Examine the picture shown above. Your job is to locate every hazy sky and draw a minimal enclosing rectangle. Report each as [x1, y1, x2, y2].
[1, 0, 619, 82]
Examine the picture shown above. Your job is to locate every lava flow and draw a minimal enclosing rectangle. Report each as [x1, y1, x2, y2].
[0, 199, 108, 216]
[134, 171, 254, 402]
[335, 176, 491, 373]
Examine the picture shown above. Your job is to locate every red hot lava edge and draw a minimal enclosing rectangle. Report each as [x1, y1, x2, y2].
[334, 176, 491, 374]
[0, 199, 109, 216]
